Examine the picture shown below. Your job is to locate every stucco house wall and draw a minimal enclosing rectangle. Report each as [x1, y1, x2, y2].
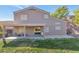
[13, 6, 67, 36]
[0, 6, 67, 37]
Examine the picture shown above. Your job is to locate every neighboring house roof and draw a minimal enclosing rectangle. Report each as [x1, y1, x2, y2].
[0, 21, 13, 26]
[64, 15, 74, 22]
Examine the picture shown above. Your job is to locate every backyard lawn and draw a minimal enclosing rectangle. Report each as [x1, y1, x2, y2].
[0, 38, 79, 53]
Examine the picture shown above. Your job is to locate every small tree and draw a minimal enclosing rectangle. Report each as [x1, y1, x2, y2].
[51, 6, 69, 19]
[73, 9, 79, 25]
[0, 25, 7, 45]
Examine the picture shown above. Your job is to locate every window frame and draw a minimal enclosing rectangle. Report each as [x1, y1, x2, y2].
[44, 14, 49, 19]
[20, 14, 28, 20]
[55, 26, 61, 30]
[44, 26, 49, 32]
[55, 22, 61, 25]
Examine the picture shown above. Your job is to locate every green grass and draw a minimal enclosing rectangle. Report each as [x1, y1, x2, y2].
[0, 38, 79, 53]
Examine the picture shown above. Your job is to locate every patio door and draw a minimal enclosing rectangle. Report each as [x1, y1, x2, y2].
[6, 29, 13, 37]
[5, 27, 14, 37]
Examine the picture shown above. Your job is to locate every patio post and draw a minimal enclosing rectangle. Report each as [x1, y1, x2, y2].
[13, 29, 15, 36]
[23, 26, 26, 37]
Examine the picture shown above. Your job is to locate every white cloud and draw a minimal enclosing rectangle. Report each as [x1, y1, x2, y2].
[14, 5, 29, 9]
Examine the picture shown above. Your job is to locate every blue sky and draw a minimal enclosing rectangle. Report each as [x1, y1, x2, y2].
[0, 5, 79, 21]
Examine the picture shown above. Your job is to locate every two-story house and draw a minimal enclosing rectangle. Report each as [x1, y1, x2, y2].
[0, 6, 67, 37]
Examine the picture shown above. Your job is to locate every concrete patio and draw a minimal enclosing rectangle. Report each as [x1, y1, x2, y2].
[3, 35, 75, 40]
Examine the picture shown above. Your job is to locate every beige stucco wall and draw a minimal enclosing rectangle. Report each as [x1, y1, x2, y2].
[14, 26, 43, 35]
[14, 26, 24, 34]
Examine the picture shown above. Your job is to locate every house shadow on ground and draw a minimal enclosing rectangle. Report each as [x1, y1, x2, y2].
[3, 38, 79, 51]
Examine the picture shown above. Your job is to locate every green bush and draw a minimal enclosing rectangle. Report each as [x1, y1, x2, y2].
[1, 38, 79, 52]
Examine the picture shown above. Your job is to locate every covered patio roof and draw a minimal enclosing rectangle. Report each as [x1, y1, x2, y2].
[13, 23, 46, 26]
[0, 21, 46, 26]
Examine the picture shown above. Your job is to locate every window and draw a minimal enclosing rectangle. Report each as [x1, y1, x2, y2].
[44, 26, 49, 32]
[34, 27, 41, 35]
[44, 14, 49, 19]
[55, 26, 61, 30]
[34, 27, 41, 32]
[35, 29, 40, 31]
[55, 22, 61, 25]
[20, 15, 28, 20]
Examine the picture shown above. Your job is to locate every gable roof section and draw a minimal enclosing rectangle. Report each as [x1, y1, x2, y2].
[0, 21, 46, 26]
[50, 16, 65, 22]
[14, 6, 49, 14]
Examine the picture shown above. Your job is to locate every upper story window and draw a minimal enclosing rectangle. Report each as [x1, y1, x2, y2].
[44, 14, 49, 19]
[55, 22, 61, 25]
[20, 15, 28, 20]
[55, 26, 61, 30]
